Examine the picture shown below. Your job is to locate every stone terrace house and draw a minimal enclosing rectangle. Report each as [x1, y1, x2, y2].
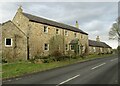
[2, 7, 89, 62]
[89, 36, 112, 55]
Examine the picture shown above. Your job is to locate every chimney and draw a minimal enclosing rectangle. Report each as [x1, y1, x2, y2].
[96, 36, 100, 42]
[17, 5, 23, 13]
[75, 21, 79, 28]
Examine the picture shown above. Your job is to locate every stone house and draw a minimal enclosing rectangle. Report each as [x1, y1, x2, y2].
[2, 21, 27, 62]
[2, 7, 89, 62]
[89, 36, 112, 55]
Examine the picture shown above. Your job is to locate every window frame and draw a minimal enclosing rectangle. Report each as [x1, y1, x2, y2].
[5, 38, 12, 47]
[65, 44, 68, 51]
[70, 45, 74, 51]
[93, 47, 96, 52]
[65, 30, 68, 36]
[44, 43, 49, 51]
[44, 26, 48, 33]
[74, 32, 77, 38]
[56, 29, 60, 35]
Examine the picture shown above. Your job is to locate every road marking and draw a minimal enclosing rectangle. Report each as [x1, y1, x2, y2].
[56, 74, 80, 86]
[16, 78, 21, 80]
[7, 80, 11, 82]
[91, 63, 106, 70]
[110, 58, 118, 62]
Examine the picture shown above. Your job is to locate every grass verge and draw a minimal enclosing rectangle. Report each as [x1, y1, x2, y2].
[2, 54, 114, 79]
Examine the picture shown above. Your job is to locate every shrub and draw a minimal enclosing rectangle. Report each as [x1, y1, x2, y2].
[51, 50, 62, 57]
[2, 58, 7, 63]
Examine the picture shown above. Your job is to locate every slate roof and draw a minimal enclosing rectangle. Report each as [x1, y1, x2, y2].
[23, 13, 88, 35]
[89, 40, 112, 48]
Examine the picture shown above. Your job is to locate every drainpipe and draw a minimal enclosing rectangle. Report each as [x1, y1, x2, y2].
[27, 36, 29, 60]
[63, 29, 65, 55]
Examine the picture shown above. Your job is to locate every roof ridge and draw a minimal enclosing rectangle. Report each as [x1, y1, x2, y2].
[23, 12, 88, 35]
[89, 40, 111, 48]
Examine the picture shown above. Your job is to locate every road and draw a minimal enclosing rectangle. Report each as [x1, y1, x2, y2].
[2, 54, 118, 85]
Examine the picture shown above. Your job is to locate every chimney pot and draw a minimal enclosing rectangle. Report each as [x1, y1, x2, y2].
[75, 21, 79, 28]
[17, 5, 23, 13]
[96, 36, 100, 42]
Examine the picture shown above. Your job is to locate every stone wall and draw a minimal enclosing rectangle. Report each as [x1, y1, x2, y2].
[28, 21, 89, 58]
[89, 46, 112, 55]
[2, 21, 27, 62]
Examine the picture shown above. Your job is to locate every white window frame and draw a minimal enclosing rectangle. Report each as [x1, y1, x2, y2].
[93, 47, 96, 52]
[44, 26, 48, 33]
[70, 45, 74, 51]
[56, 29, 60, 35]
[89, 47, 91, 52]
[5, 38, 12, 47]
[82, 35, 84, 39]
[44, 43, 49, 51]
[65, 44, 68, 51]
[81, 35, 83, 39]
[74, 32, 77, 38]
[100, 48, 103, 52]
[65, 30, 68, 36]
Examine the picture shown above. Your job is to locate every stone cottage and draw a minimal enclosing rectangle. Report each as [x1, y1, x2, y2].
[2, 7, 89, 62]
[89, 36, 112, 54]
[2, 21, 27, 61]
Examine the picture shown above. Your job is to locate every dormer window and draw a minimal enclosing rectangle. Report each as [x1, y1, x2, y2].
[44, 26, 48, 33]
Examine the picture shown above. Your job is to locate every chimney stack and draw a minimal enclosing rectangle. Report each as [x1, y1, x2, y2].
[96, 36, 100, 42]
[17, 5, 23, 13]
[75, 21, 79, 28]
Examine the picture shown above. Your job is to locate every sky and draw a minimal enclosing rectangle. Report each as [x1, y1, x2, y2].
[0, 0, 119, 49]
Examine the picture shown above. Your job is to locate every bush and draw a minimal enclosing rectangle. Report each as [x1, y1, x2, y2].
[29, 51, 80, 63]
[51, 50, 62, 57]
[29, 58, 35, 63]
[2, 58, 7, 63]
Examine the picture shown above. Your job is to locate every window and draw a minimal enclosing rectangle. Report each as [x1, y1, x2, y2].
[56, 29, 59, 35]
[81, 34, 85, 39]
[74, 32, 77, 37]
[5, 38, 12, 47]
[81, 35, 83, 39]
[100, 48, 103, 52]
[44, 26, 48, 33]
[44, 43, 49, 51]
[89, 47, 91, 52]
[65, 44, 68, 51]
[65, 30, 68, 36]
[82, 46, 85, 52]
[58, 45, 60, 50]
[93, 47, 96, 52]
[70, 45, 74, 50]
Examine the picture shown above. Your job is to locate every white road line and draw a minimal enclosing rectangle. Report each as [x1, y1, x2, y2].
[110, 58, 118, 62]
[7, 80, 11, 82]
[56, 74, 80, 86]
[16, 78, 21, 80]
[91, 63, 106, 70]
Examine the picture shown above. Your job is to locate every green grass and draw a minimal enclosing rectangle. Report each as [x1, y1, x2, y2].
[2, 54, 114, 79]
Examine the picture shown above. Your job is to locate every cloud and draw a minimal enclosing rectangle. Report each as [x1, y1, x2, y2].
[0, 2, 118, 48]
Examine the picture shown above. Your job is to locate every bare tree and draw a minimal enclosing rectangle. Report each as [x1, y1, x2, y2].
[109, 20, 120, 42]
[109, 17, 120, 54]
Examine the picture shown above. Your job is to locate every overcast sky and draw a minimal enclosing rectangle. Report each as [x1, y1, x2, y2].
[0, 1, 118, 48]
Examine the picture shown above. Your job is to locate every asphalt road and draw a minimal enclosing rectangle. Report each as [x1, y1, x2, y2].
[2, 54, 118, 85]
